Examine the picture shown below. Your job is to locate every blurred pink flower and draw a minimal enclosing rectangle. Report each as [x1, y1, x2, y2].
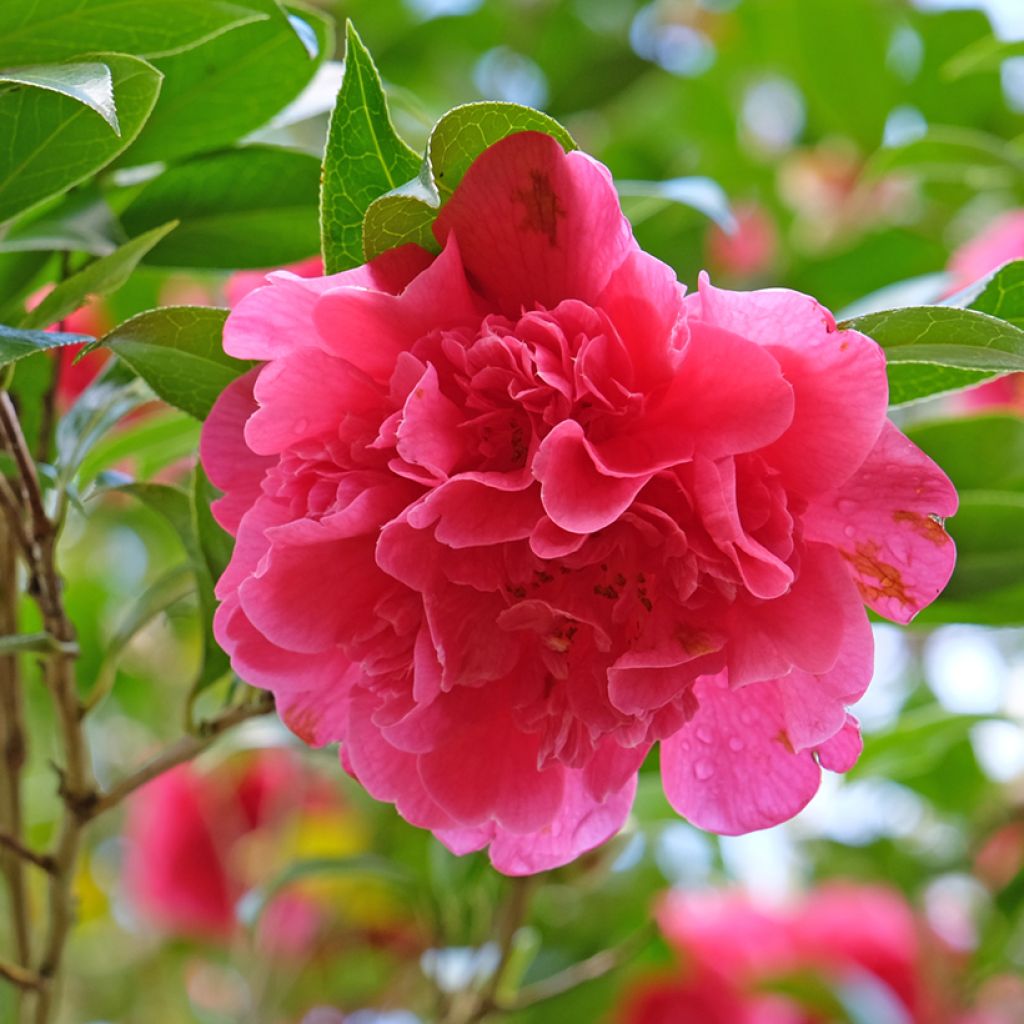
[125, 749, 351, 951]
[947, 211, 1024, 413]
[620, 886, 973, 1024]
[26, 287, 112, 407]
[203, 131, 956, 875]
[226, 255, 323, 308]
[705, 202, 778, 279]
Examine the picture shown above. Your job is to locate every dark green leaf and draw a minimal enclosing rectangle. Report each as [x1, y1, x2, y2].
[0, 324, 92, 368]
[0, 62, 119, 133]
[0, 52, 162, 225]
[362, 100, 576, 262]
[117, 2, 331, 167]
[96, 306, 250, 419]
[320, 21, 421, 273]
[939, 491, 1024, 600]
[120, 147, 320, 269]
[839, 305, 1024, 405]
[20, 222, 176, 330]
[0, 0, 270, 65]
[907, 414, 1024, 493]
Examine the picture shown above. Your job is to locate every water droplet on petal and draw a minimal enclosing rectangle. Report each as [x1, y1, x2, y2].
[837, 498, 857, 515]
[843, 525, 855, 538]
[728, 736, 744, 752]
[696, 726, 712, 743]
[694, 758, 715, 780]
[293, 417, 309, 433]
[739, 707, 757, 726]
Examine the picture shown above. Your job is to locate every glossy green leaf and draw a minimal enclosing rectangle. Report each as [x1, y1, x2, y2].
[0, 189, 122, 256]
[0, 62, 119, 133]
[321, 21, 421, 273]
[908, 413, 1024, 493]
[120, 147, 320, 269]
[0, 323, 93, 368]
[361, 100, 576, 262]
[118, 2, 331, 167]
[0, 52, 162, 225]
[0, 0, 269, 65]
[967, 258, 1024, 327]
[840, 304, 1024, 405]
[20, 222, 176, 330]
[96, 306, 250, 419]
[616, 177, 735, 232]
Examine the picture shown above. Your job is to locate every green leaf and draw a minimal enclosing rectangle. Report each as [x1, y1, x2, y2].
[944, 36, 1024, 80]
[361, 100, 576, 262]
[907, 414, 1024, 493]
[0, 189, 122, 256]
[0, 62, 119, 133]
[0, 0, 270, 65]
[865, 126, 1024, 185]
[0, 52, 162, 225]
[0, 324, 92, 369]
[839, 305, 1024, 406]
[96, 306, 250, 419]
[616, 177, 735, 232]
[117, 2, 331, 168]
[320, 21, 421, 273]
[966, 258, 1024, 328]
[114, 479, 230, 693]
[120, 147, 320, 269]
[20, 222, 177, 330]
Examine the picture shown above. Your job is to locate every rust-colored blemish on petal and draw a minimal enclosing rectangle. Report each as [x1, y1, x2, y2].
[843, 541, 913, 607]
[675, 627, 719, 657]
[515, 170, 565, 246]
[892, 509, 950, 546]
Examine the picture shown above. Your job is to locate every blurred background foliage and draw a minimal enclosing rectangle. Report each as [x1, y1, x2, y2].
[2, 0, 1024, 1022]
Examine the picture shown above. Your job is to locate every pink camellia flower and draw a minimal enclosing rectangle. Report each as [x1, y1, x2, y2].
[620, 886, 980, 1024]
[124, 749, 364, 950]
[226, 255, 323, 308]
[202, 131, 956, 874]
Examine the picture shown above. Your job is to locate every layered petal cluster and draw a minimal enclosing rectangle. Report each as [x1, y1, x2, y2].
[203, 131, 956, 874]
[619, 886, 982, 1024]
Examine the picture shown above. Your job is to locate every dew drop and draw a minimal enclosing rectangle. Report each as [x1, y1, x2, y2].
[837, 498, 857, 515]
[694, 758, 715, 780]
[739, 707, 757, 726]
[293, 417, 309, 434]
[696, 726, 712, 744]
[843, 525, 855, 538]
[728, 736, 744, 752]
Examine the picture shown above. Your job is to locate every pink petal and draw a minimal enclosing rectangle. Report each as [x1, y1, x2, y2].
[395, 363, 465, 477]
[815, 714, 863, 772]
[200, 369, 275, 535]
[434, 131, 635, 314]
[312, 237, 480, 382]
[804, 420, 958, 623]
[689, 274, 889, 494]
[660, 674, 822, 834]
[223, 244, 433, 360]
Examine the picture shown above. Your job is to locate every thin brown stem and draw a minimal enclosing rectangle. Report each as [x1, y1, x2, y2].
[0, 959, 41, 991]
[0, 832, 54, 874]
[88, 695, 275, 818]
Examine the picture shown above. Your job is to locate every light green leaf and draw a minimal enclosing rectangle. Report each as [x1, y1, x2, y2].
[0, 324, 92, 368]
[362, 100, 576, 262]
[114, 478, 230, 693]
[0, 62, 119, 133]
[320, 21, 422, 273]
[908, 413, 1024, 493]
[0, 52, 162, 225]
[840, 304, 1024, 405]
[0, 0, 270, 65]
[0, 189, 122, 256]
[117, 1, 331, 167]
[20, 222, 176, 330]
[96, 306, 250, 419]
[966, 258, 1024, 328]
[616, 177, 735, 232]
[120, 147, 320, 269]
[865, 126, 1024, 185]
[944, 36, 1024, 80]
